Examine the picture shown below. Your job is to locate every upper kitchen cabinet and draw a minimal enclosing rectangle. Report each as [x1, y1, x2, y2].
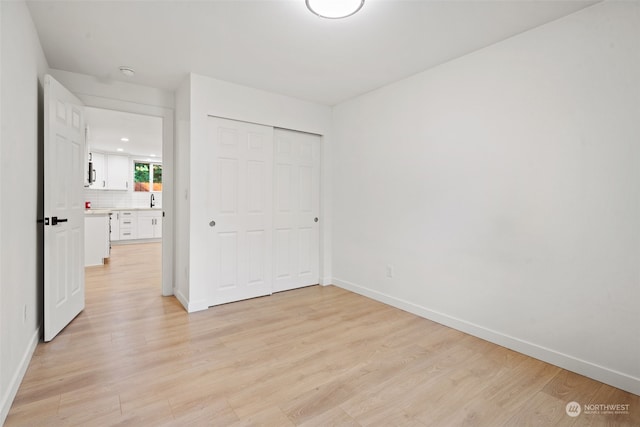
[89, 152, 130, 190]
[107, 154, 130, 190]
[89, 152, 106, 189]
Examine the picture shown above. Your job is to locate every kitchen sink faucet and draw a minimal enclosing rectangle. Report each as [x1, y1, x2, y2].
[150, 193, 155, 208]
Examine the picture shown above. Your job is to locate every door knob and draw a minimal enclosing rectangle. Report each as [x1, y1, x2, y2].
[209, 220, 216, 227]
[314, 217, 319, 223]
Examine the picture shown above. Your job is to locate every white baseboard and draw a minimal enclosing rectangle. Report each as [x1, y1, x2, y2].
[333, 278, 640, 396]
[0, 327, 40, 425]
[174, 290, 208, 313]
[174, 289, 189, 311]
[188, 299, 209, 313]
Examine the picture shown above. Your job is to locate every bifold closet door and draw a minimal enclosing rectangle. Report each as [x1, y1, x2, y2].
[273, 129, 321, 293]
[207, 117, 274, 306]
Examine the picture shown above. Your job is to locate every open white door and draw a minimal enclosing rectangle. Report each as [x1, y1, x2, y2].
[44, 74, 85, 342]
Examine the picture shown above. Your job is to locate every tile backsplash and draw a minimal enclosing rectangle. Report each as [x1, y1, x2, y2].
[85, 189, 162, 209]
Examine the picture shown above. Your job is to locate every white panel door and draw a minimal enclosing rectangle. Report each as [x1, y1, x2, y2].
[208, 117, 274, 306]
[273, 129, 320, 293]
[44, 74, 85, 342]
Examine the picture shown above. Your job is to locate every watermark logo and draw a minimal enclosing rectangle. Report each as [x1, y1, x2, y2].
[566, 401, 581, 417]
[583, 403, 630, 415]
[565, 401, 631, 417]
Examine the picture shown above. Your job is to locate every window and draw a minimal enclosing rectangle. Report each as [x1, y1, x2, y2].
[134, 162, 162, 192]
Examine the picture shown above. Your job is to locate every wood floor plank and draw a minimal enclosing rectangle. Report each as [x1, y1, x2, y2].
[501, 391, 572, 427]
[5, 242, 638, 426]
[541, 369, 603, 405]
[580, 383, 640, 427]
[230, 405, 295, 427]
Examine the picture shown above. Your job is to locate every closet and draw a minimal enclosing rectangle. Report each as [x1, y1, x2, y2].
[206, 117, 320, 306]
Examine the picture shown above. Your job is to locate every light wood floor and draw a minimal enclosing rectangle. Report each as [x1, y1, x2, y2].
[6, 243, 639, 426]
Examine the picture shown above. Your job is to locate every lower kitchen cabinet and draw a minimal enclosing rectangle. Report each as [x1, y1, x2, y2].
[118, 210, 137, 240]
[138, 211, 162, 239]
[110, 209, 162, 242]
[110, 212, 119, 241]
[85, 213, 110, 266]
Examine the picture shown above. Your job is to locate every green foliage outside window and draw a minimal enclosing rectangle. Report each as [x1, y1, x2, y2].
[134, 162, 162, 192]
[153, 164, 162, 191]
[135, 163, 149, 182]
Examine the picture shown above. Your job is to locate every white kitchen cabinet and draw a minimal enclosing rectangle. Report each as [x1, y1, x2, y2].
[138, 210, 162, 239]
[85, 213, 110, 266]
[90, 152, 106, 189]
[106, 154, 130, 190]
[118, 210, 137, 240]
[110, 212, 120, 241]
[84, 135, 91, 187]
[89, 152, 129, 190]
[109, 209, 162, 242]
[154, 213, 163, 238]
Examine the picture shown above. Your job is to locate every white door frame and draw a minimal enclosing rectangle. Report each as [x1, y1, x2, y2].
[77, 96, 175, 296]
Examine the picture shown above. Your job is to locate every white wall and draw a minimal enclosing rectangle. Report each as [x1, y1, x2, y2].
[0, 1, 49, 423]
[332, 1, 640, 395]
[0, 0, 3, 420]
[49, 69, 174, 110]
[49, 69, 176, 296]
[0, 0, 3, 416]
[174, 75, 191, 307]
[177, 73, 332, 311]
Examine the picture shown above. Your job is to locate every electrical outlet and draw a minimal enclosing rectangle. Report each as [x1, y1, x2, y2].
[386, 264, 394, 278]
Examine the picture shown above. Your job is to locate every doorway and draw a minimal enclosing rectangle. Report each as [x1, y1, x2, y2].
[84, 107, 164, 291]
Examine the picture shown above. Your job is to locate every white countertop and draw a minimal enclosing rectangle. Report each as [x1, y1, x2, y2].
[84, 209, 111, 216]
[108, 207, 162, 211]
[85, 207, 162, 215]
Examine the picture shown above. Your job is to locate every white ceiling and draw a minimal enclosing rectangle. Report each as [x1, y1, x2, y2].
[26, 0, 598, 106]
[85, 107, 163, 159]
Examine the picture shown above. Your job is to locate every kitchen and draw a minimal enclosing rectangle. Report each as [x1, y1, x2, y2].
[83, 107, 163, 270]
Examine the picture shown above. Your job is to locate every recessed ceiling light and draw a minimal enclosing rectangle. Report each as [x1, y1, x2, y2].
[119, 66, 135, 77]
[121, 137, 129, 142]
[306, 0, 365, 19]
[116, 148, 124, 152]
[150, 154, 156, 157]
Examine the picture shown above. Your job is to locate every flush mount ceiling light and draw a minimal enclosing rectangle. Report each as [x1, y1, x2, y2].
[119, 66, 135, 77]
[306, 0, 365, 19]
